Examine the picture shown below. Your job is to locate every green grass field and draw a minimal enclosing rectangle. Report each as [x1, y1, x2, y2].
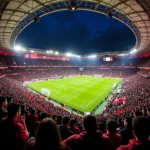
[25, 76, 121, 112]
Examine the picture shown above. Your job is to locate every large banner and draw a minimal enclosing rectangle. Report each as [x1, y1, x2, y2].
[24, 53, 69, 61]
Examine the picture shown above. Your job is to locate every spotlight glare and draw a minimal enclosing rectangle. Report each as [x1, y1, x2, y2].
[14, 45, 22, 51]
[68, 4, 77, 11]
[50, 50, 53, 54]
[30, 50, 34, 53]
[130, 49, 137, 54]
[46, 51, 50, 53]
[88, 54, 97, 58]
[66, 53, 72, 57]
[55, 51, 59, 55]
[22, 48, 26, 52]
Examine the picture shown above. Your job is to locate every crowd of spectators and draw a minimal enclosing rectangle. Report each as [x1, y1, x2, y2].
[0, 55, 150, 68]
[0, 101, 150, 150]
[0, 68, 150, 149]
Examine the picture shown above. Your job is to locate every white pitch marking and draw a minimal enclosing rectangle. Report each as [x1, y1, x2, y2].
[83, 88, 109, 108]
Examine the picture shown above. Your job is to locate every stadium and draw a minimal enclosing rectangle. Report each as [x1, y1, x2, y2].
[0, 0, 150, 150]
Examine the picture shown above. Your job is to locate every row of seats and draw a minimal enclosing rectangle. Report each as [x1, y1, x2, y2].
[0, 55, 150, 67]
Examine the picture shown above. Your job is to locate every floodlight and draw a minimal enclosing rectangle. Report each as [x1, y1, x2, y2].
[68, 2, 77, 11]
[30, 50, 34, 53]
[55, 51, 59, 55]
[118, 54, 125, 56]
[66, 53, 72, 57]
[50, 50, 53, 54]
[71, 6, 76, 10]
[14, 45, 22, 51]
[130, 49, 137, 54]
[22, 48, 26, 52]
[46, 51, 50, 53]
[88, 54, 97, 58]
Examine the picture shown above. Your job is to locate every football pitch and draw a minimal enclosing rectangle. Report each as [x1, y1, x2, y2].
[25, 76, 121, 113]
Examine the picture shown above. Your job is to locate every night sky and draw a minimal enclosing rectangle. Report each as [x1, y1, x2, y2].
[16, 10, 136, 55]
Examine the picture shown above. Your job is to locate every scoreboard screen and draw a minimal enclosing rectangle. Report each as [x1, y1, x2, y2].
[103, 57, 113, 62]
[79, 67, 84, 71]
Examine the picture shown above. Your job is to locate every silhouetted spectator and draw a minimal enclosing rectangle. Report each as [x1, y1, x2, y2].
[118, 117, 133, 145]
[57, 115, 62, 125]
[134, 110, 141, 118]
[64, 115, 113, 150]
[117, 117, 150, 150]
[68, 119, 80, 134]
[0, 96, 7, 120]
[7, 97, 13, 104]
[99, 121, 106, 134]
[0, 103, 29, 150]
[105, 120, 121, 150]
[40, 112, 47, 121]
[147, 108, 150, 123]
[26, 109, 38, 136]
[58, 116, 73, 140]
[52, 114, 57, 121]
[25, 118, 69, 150]
[21, 104, 27, 116]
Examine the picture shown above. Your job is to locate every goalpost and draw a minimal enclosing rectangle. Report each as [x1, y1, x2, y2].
[41, 88, 50, 97]
[94, 74, 104, 77]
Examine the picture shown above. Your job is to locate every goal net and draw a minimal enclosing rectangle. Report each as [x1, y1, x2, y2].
[94, 74, 103, 77]
[41, 88, 50, 97]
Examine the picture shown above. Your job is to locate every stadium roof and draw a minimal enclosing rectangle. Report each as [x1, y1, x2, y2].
[0, 0, 150, 53]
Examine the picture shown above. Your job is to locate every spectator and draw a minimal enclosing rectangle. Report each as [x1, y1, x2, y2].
[58, 116, 73, 140]
[7, 97, 13, 104]
[26, 109, 38, 136]
[117, 119, 124, 131]
[57, 115, 63, 125]
[134, 110, 141, 118]
[99, 121, 106, 134]
[52, 114, 57, 121]
[64, 115, 113, 150]
[117, 117, 150, 150]
[25, 118, 69, 150]
[118, 117, 133, 145]
[147, 108, 150, 122]
[68, 119, 80, 134]
[21, 104, 27, 116]
[0, 96, 7, 120]
[0, 102, 29, 150]
[105, 120, 121, 150]
[40, 112, 47, 121]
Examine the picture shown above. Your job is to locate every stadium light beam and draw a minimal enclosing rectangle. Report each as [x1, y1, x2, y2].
[30, 50, 34, 53]
[22, 48, 26, 52]
[88, 54, 97, 58]
[66, 52, 72, 57]
[14, 45, 22, 51]
[55, 51, 59, 55]
[46, 51, 50, 54]
[130, 49, 137, 54]
[65, 53, 80, 58]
